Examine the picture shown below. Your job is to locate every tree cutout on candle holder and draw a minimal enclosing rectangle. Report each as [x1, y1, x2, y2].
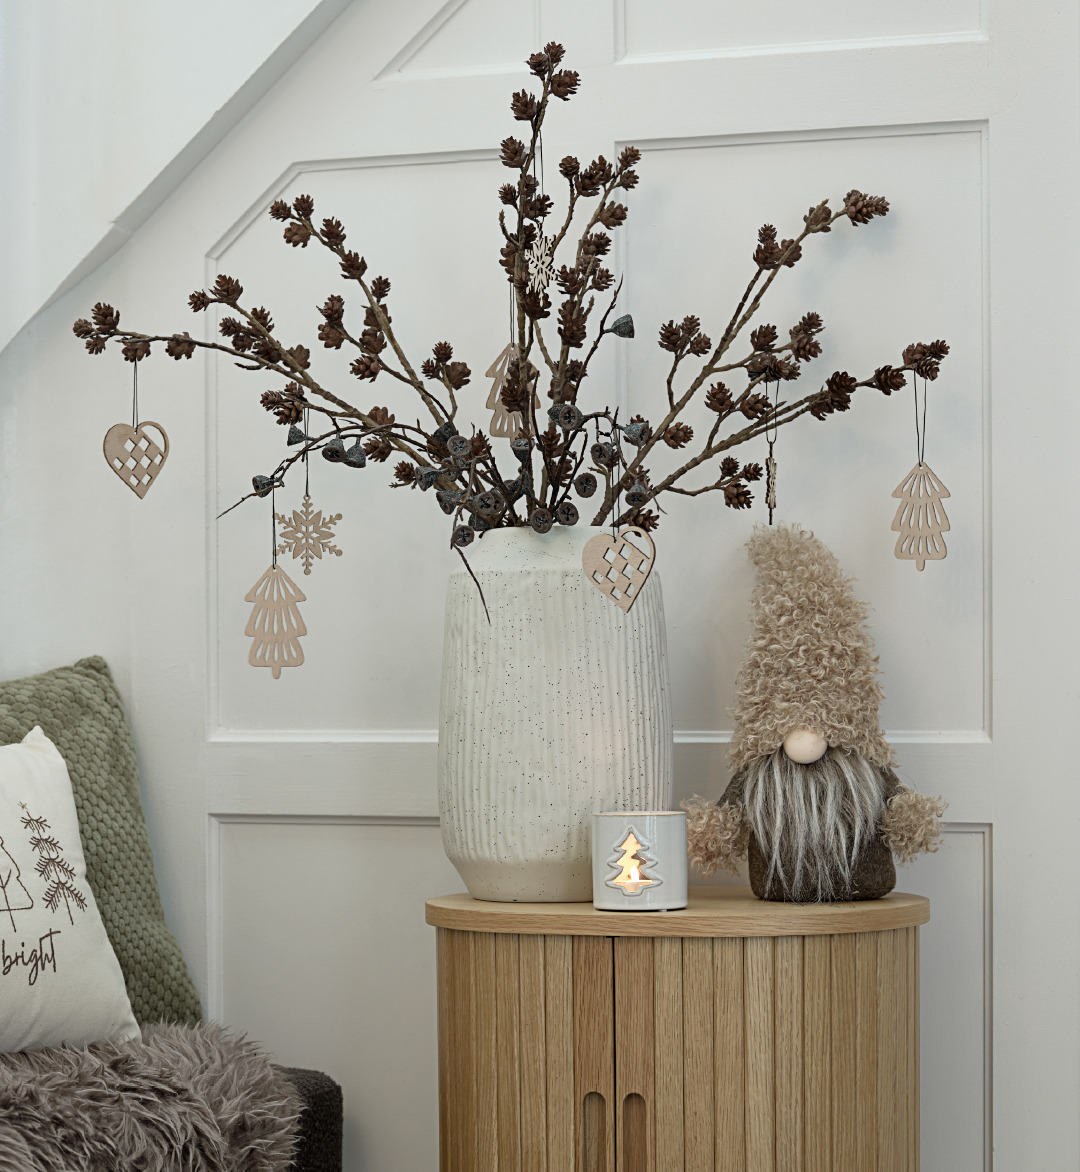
[245, 563, 307, 677]
[605, 829, 660, 895]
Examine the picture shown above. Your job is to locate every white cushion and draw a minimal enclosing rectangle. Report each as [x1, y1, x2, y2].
[0, 726, 140, 1051]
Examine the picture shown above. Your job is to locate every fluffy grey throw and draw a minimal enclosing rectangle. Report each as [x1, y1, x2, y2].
[0, 1023, 300, 1172]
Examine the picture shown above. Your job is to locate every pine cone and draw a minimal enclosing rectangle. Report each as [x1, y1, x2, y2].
[318, 322, 345, 349]
[364, 435, 393, 462]
[628, 509, 658, 533]
[549, 69, 580, 100]
[212, 275, 243, 304]
[790, 331, 822, 362]
[663, 423, 693, 449]
[393, 461, 417, 485]
[740, 393, 770, 419]
[720, 456, 740, 476]
[351, 355, 381, 381]
[321, 218, 346, 248]
[872, 365, 907, 394]
[371, 276, 391, 300]
[500, 137, 528, 168]
[754, 224, 781, 268]
[750, 324, 777, 352]
[724, 482, 753, 509]
[844, 190, 889, 226]
[122, 339, 151, 363]
[741, 462, 764, 482]
[269, 200, 292, 221]
[803, 204, 832, 233]
[165, 332, 195, 360]
[292, 194, 314, 218]
[705, 383, 733, 414]
[91, 302, 120, 331]
[320, 294, 345, 323]
[339, 251, 367, 280]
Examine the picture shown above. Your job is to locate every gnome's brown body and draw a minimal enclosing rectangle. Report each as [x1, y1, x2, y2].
[685, 525, 945, 904]
[718, 770, 901, 902]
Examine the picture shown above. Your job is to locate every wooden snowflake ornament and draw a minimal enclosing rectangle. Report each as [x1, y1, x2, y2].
[891, 461, 951, 570]
[276, 494, 342, 575]
[526, 234, 555, 294]
[244, 564, 307, 677]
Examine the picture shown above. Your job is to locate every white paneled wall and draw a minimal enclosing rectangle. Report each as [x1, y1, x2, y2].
[6, 0, 1080, 1168]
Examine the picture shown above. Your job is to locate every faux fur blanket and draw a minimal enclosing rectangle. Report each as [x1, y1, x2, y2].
[0, 1023, 300, 1172]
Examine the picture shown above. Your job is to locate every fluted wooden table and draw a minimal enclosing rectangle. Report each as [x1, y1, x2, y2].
[426, 886, 929, 1172]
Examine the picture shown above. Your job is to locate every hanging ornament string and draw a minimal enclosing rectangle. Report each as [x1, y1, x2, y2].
[102, 354, 170, 498]
[913, 373, 928, 466]
[271, 485, 277, 568]
[891, 372, 951, 570]
[765, 379, 780, 525]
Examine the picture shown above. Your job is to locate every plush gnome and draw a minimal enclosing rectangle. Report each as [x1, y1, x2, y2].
[685, 524, 945, 902]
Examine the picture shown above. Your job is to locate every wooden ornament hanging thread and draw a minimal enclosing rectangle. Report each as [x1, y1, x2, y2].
[764, 380, 780, 525]
[103, 357, 169, 498]
[582, 525, 656, 613]
[246, 487, 307, 677]
[275, 412, 343, 574]
[891, 375, 951, 570]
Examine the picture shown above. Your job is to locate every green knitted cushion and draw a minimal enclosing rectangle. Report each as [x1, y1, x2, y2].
[0, 657, 202, 1026]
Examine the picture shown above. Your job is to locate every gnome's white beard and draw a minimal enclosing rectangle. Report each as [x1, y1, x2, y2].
[743, 747, 886, 902]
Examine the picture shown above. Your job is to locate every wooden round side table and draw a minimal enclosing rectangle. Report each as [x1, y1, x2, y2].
[426, 886, 929, 1172]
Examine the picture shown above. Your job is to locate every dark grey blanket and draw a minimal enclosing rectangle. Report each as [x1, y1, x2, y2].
[0, 1023, 300, 1171]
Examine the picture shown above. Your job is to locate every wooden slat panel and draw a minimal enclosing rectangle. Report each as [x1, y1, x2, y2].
[474, 932, 499, 1172]
[855, 932, 879, 1172]
[744, 936, 775, 1172]
[574, 936, 615, 1172]
[875, 930, 900, 1172]
[496, 933, 522, 1171]
[437, 928, 451, 1172]
[653, 937, 684, 1172]
[900, 928, 914, 1172]
[547, 935, 575, 1172]
[913, 929, 920, 1171]
[831, 934, 858, 1170]
[682, 938, 715, 1172]
[615, 937, 655, 1172]
[446, 928, 477, 1172]
[520, 934, 548, 1172]
[803, 935, 832, 1172]
[714, 937, 745, 1172]
[774, 934, 803, 1172]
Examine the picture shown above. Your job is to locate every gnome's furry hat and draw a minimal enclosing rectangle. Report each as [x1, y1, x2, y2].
[728, 524, 893, 773]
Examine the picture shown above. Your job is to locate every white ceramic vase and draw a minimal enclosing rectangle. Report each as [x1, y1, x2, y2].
[438, 525, 673, 902]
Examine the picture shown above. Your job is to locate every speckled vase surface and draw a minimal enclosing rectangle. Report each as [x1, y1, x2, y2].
[438, 525, 673, 902]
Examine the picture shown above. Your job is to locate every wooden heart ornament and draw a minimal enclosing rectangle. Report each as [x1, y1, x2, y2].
[582, 526, 656, 613]
[103, 421, 170, 498]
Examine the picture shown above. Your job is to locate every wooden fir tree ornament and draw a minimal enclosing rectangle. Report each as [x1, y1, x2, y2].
[244, 564, 307, 677]
[275, 494, 342, 575]
[582, 525, 656, 613]
[891, 461, 951, 570]
[485, 343, 539, 438]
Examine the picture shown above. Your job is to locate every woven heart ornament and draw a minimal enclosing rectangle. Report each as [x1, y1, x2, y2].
[103, 421, 169, 498]
[582, 526, 656, 613]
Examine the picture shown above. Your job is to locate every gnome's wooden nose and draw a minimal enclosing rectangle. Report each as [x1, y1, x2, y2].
[782, 727, 828, 764]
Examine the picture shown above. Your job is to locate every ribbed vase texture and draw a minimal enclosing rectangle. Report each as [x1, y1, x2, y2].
[438, 526, 673, 901]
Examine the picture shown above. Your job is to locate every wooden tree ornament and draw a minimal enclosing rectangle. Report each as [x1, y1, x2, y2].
[484, 342, 539, 439]
[891, 461, 951, 570]
[582, 525, 656, 612]
[244, 563, 307, 677]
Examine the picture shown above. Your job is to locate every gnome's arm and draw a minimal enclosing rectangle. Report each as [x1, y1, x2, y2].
[684, 773, 750, 877]
[879, 767, 947, 864]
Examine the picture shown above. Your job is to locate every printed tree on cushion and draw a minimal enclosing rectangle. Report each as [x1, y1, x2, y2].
[245, 563, 307, 677]
[22, 810, 87, 925]
[0, 833, 34, 931]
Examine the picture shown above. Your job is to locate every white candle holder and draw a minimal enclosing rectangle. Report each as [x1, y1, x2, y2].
[591, 811, 688, 911]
